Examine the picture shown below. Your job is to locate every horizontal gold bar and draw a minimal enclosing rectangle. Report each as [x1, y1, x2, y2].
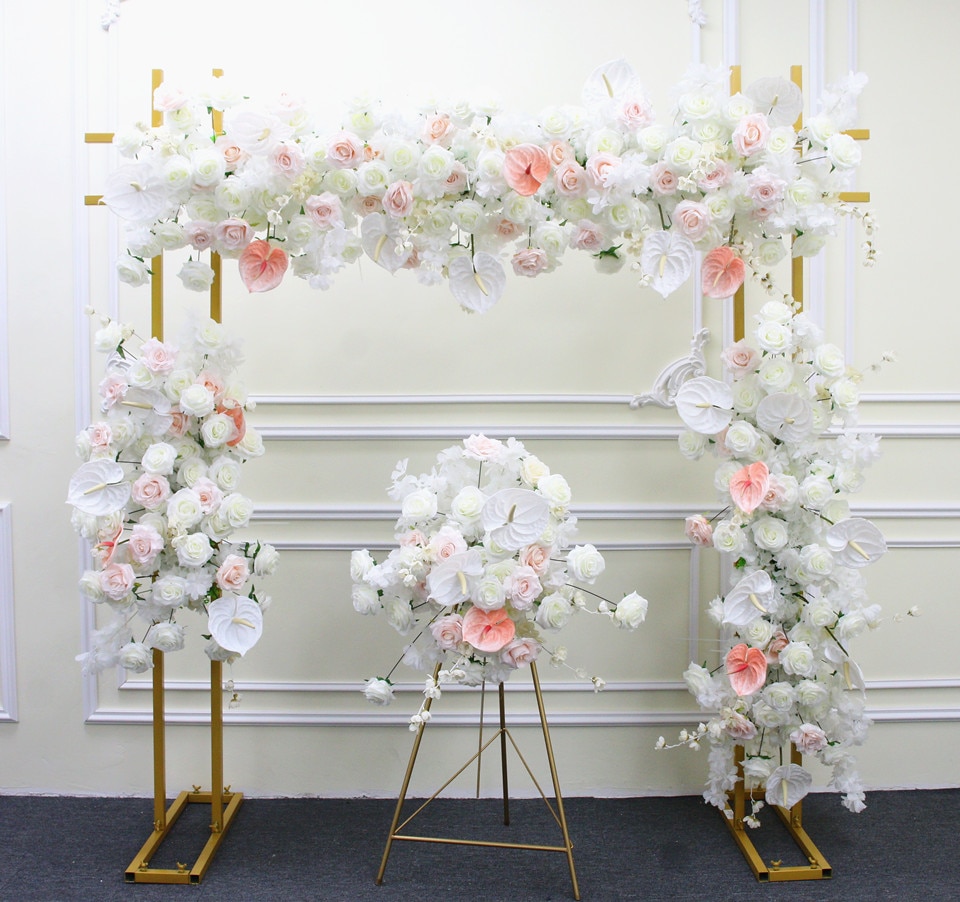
[392, 834, 569, 853]
[843, 128, 870, 140]
[85, 132, 115, 143]
[84, 195, 104, 206]
[839, 191, 870, 203]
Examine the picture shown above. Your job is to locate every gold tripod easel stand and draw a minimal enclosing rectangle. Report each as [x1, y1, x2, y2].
[376, 661, 581, 901]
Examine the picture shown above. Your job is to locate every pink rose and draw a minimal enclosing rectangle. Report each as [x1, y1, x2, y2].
[547, 141, 575, 166]
[511, 248, 548, 278]
[585, 152, 620, 188]
[503, 566, 542, 610]
[720, 340, 759, 375]
[305, 192, 344, 230]
[88, 422, 113, 453]
[759, 475, 789, 513]
[383, 180, 415, 218]
[131, 473, 171, 510]
[650, 162, 678, 196]
[698, 161, 732, 192]
[197, 370, 225, 400]
[327, 131, 364, 169]
[461, 606, 516, 653]
[496, 219, 523, 240]
[723, 710, 758, 741]
[766, 630, 789, 664]
[553, 160, 587, 197]
[444, 162, 468, 195]
[215, 136, 245, 168]
[571, 220, 605, 252]
[502, 143, 551, 196]
[701, 246, 746, 299]
[128, 523, 164, 565]
[239, 239, 289, 293]
[93, 523, 123, 567]
[193, 477, 224, 514]
[729, 461, 770, 514]
[357, 195, 382, 215]
[618, 99, 653, 130]
[673, 200, 712, 241]
[399, 529, 427, 548]
[216, 553, 250, 593]
[732, 112, 770, 157]
[153, 83, 187, 112]
[140, 337, 178, 374]
[270, 141, 305, 177]
[500, 637, 541, 669]
[422, 113, 453, 146]
[427, 526, 467, 562]
[185, 220, 217, 250]
[99, 374, 128, 410]
[214, 218, 255, 253]
[167, 411, 191, 438]
[745, 167, 786, 207]
[519, 544, 551, 575]
[684, 515, 714, 547]
[790, 723, 829, 754]
[99, 562, 136, 601]
[463, 434, 505, 461]
[430, 613, 464, 650]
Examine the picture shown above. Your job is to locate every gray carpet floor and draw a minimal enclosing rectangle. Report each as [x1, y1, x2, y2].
[0, 790, 956, 901]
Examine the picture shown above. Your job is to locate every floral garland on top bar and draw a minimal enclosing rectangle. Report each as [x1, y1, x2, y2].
[68, 314, 278, 675]
[666, 301, 888, 819]
[103, 61, 866, 312]
[351, 435, 648, 728]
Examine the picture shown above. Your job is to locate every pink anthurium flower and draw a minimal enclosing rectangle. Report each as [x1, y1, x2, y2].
[503, 143, 551, 196]
[729, 461, 770, 514]
[726, 643, 768, 696]
[238, 239, 288, 292]
[461, 606, 516, 653]
[701, 246, 746, 298]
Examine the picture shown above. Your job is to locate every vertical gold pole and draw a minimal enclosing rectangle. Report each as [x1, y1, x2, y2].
[732, 744, 746, 828]
[211, 69, 224, 136]
[210, 253, 222, 324]
[152, 649, 166, 831]
[476, 679, 485, 798]
[790, 65, 803, 131]
[498, 682, 509, 826]
[789, 744, 803, 826]
[210, 660, 224, 833]
[376, 662, 443, 886]
[150, 69, 164, 342]
[790, 65, 804, 314]
[530, 662, 580, 901]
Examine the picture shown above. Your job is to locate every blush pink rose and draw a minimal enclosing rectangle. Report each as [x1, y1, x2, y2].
[547, 141, 575, 166]
[503, 566, 542, 610]
[270, 141, 305, 177]
[698, 161, 732, 192]
[726, 643, 768, 696]
[499, 637, 541, 669]
[444, 162, 468, 195]
[88, 422, 113, 453]
[462, 606, 516, 653]
[215, 137, 245, 168]
[131, 473, 171, 510]
[215, 553, 250, 592]
[720, 339, 759, 375]
[571, 220, 605, 251]
[790, 723, 828, 754]
[167, 411, 191, 438]
[511, 248, 549, 278]
[197, 370, 225, 400]
[214, 218, 255, 253]
[496, 219, 523, 240]
[519, 544, 551, 575]
[618, 99, 653, 130]
[766, 629, 789, 664]
[684, 515, 714, 546]
[185, 220, 217, 250]
[99, 374, 128, 410]
[239, 240, 289, 293]
[650, 163, 679, 196]
[399, 529, 428, 548]
[430, 613, 464, 650]
[673, 200, 712, 241]
[760, 474, 790, 512]
[732, 112, 770, 157]
[327, 131, 364, 169]
[422, 113, 454, 146]
[729, 461, 770, 514]
[723, 710, 758, 741]
[140, 337, 178, 374]
[585, 152, 620, 188]
[701, 246, 746, 298]
[357, 195, 382, 215]
[383, 180, 415, 218]
[128, 523, 164, 565]
[99, 561, 136, 601]
[192, 477, 224, 514]
[463, 434, 505, 461]
[427, 526, 467, 562]
[553, 160, 587, 197]
[305, 192, 344, 229]
[503, 143, 551, 196]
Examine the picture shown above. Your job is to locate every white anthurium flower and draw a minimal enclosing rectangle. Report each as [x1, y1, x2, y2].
[755, 392, 814, 443]
[582, 58, 642, 109]
[207, 593, 263, 656]
[746, 77, 803, 128]
[675, 376, 734, 435]
[640, 231, 696, 298]
[822, 642, 867, 692]
[102, 163, 168, 222]
[765, 763, 813, 810]
[67, 460, 131, 516]
[825, 518, 887, 568]
[722, 570, 777, 628]
[360, 213, 411, 273]
[481, 488, 551, 552]
[426, 548, 484, 608]
[447, 252, 506, 314]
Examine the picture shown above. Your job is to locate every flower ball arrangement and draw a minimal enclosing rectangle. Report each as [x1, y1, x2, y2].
[68, 314, 277, 675]
[351, 435, 648, 727]
[669, 301, 888, 818]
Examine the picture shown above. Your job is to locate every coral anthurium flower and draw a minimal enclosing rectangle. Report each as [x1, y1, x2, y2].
[217, 399, 246, 447]
[729, 460, 770, 514]
[726, 643, 767, 696]
[701, 246, 746, 298]
[503, 143, 551, 196]
[461, 606, 516, 653]
[238, 239, 289, 292]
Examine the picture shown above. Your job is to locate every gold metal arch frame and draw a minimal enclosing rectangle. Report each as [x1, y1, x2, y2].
[376, 661, 581, 901]
[85, 69, 241, 885]
[722, 65, 869, 883]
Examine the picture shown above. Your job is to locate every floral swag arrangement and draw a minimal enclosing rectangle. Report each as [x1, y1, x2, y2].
[103, 60, 869, 313]
[351, 435, 648, 728]
[69, 315, 277, 675]
[666, 301, 889, 819]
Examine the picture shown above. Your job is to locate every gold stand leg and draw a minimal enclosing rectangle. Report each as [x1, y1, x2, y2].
[125, 656, 244, 884]
[722, 744, 831, 882]
[376, 661, 580, 900]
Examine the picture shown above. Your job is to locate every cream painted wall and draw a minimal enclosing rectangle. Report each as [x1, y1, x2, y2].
[0, 0, 957, 805]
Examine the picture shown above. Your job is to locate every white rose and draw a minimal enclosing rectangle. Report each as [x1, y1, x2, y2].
[452, 199, 485, 233]
[221, 493, 253, 529]
[731, 378, 762, 415]
[832, 464, 865, 494]
[752, 516, 789, 552]
[535, 592, 573, 631]
[830, 378, 860, 410]
[678, 429, 707, 461]
[473, 576, 506, 612]
[757, 356, 795, 392]
[826, 133, 862, 169]
[756, 238, 787, 267]
[118, 642, 153, 673]
[363, 678, 395, 705]
[533, 223, 568, 259]
[705, 192, 734, 223]
[178, 260, 216, 292]
[167, 489, 203, 529]
[763, 681, 796, 711]
[252, 543, 280, 576]
[754, 321, 793, 354]
[153, 221, 186, 251]
[173, 532, 214, 567]
[566, 544, 606, 582]
[519, 455, 550, 487]
[146, 622, 186, 653]
[804, 600, 837, 629]
[356, 160, 390, 196]
[236, 427, 265, 458]
[638, 125, 669, 157]
[418, 145, 454, 182]
[324, 168, 358, 197]
[813, 343, 846, 378]
[742, 617, 776, 648]
[613, 592, 648, 630]
[352, 583, 380, 615]
[152, 574, 188, 608]
[724, 421, 760, 456]
[712, 521, 746, 556]
[401, 488, 438, 524]
[117, 256, 150, 287]
[537, 474, 572, 511]
[79, 570, 106, 602]
[179, 384, 216, 417]
[200, 412, 237, 448]
[141, 442, 177, 475]
[385, 596, 416, 634]
[800, 475, 835, 508]
[779, 640, 817, 677]
[163, 368, 197, 403]
[209, 456, 242, 492]
[177, 456, 208, 488]
[796, 679, 830, 714]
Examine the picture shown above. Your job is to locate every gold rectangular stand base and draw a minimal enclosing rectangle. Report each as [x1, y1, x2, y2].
[124, 789, 243, 884]
[722, 795, 831, 883]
